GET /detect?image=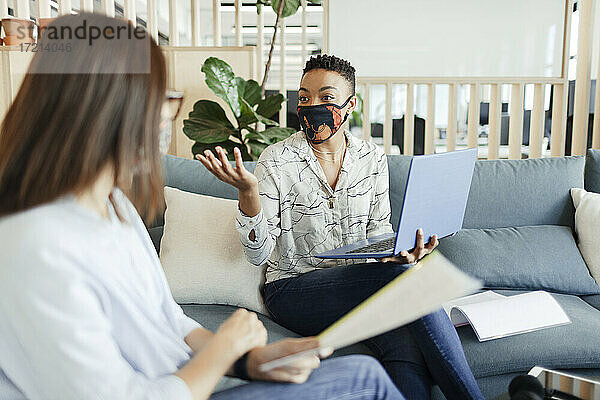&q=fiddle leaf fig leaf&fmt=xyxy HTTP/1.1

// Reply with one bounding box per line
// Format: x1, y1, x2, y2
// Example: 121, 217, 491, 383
238, 98, 278, 128
192, 141, 237, 160
183, 100, 236, 143
241, 79, 262, 107
271, 0, 301, 18
201, 57, 242, 117
256, 93, 285, 120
